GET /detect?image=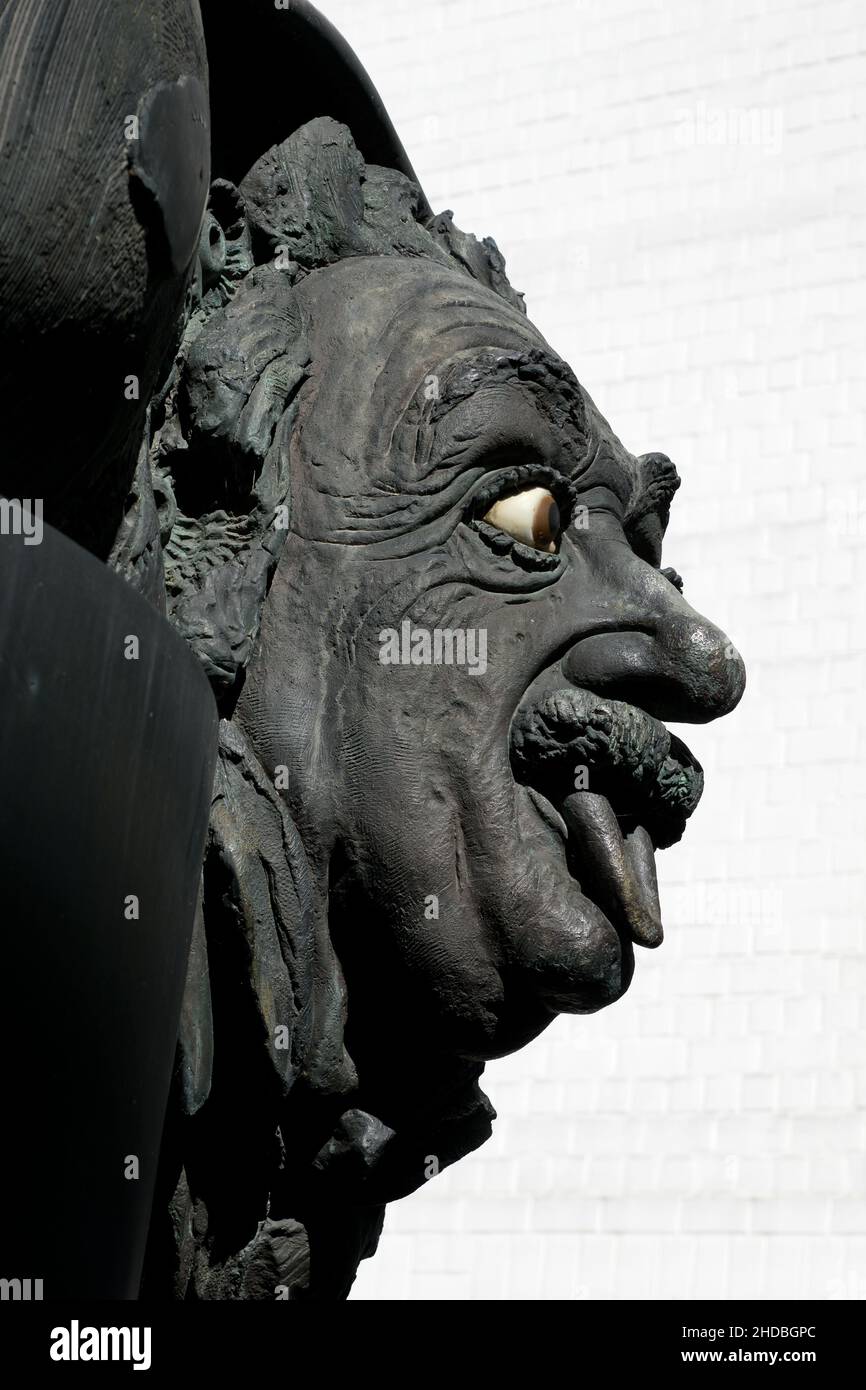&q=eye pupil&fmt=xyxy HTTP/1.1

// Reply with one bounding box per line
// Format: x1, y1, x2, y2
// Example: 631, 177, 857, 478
534, 496, 560, 547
